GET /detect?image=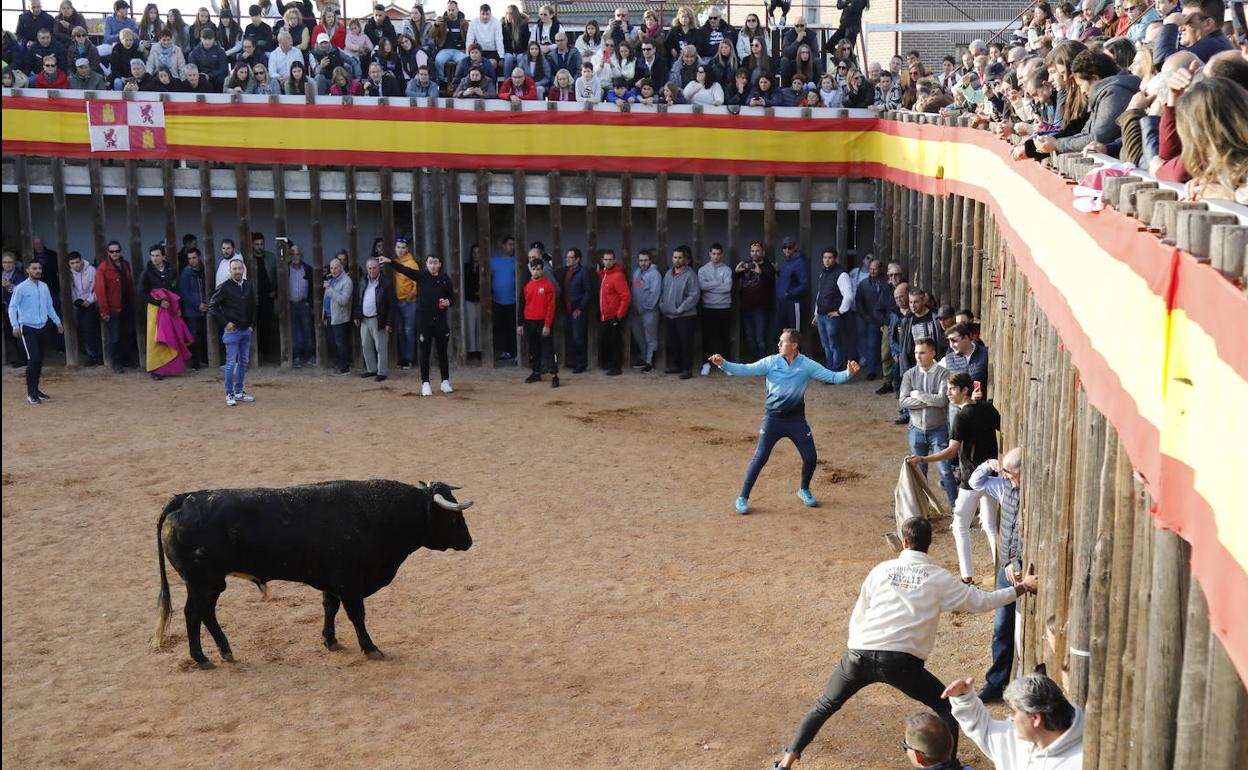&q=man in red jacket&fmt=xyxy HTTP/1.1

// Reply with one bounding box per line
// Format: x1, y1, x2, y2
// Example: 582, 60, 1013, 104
518, 258, 559, 387
94, 240, 136, 373
597, 248, 631, 376
499, 67, 538, 103
33, 55, 69, 88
